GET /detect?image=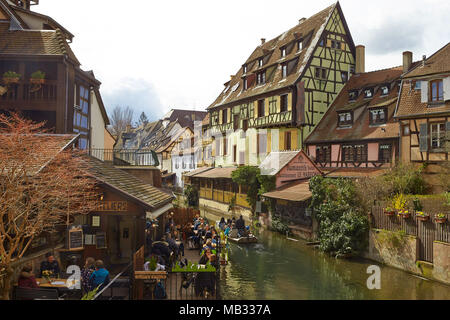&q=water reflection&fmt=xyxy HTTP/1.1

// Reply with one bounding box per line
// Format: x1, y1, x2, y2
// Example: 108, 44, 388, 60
219, 229, 450, 300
